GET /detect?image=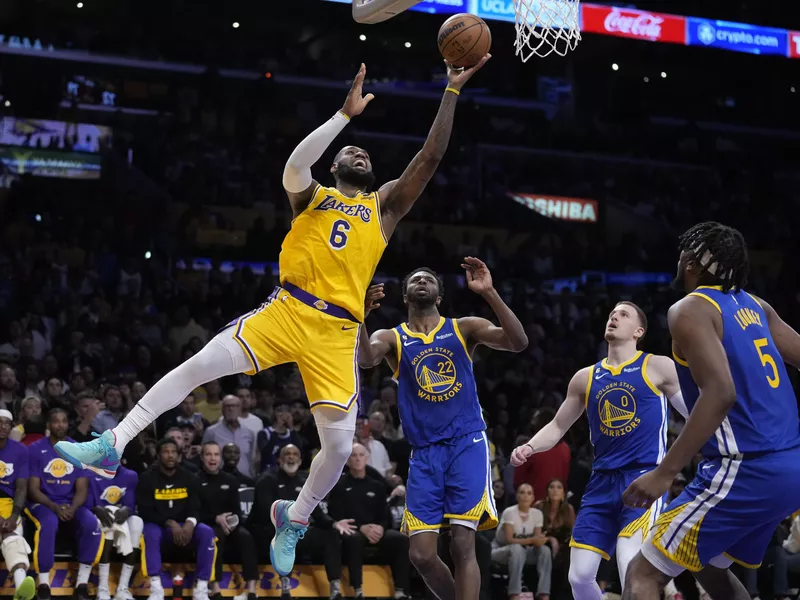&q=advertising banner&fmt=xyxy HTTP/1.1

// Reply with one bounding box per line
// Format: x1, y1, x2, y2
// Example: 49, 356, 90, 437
687, 18, 788, 56
790, 31, 800, 58
581, 5, 687, 44
0, 147, 102, 179
0, 564, 393, 597
0, 118, 112, 153
508, 193, 598, 223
